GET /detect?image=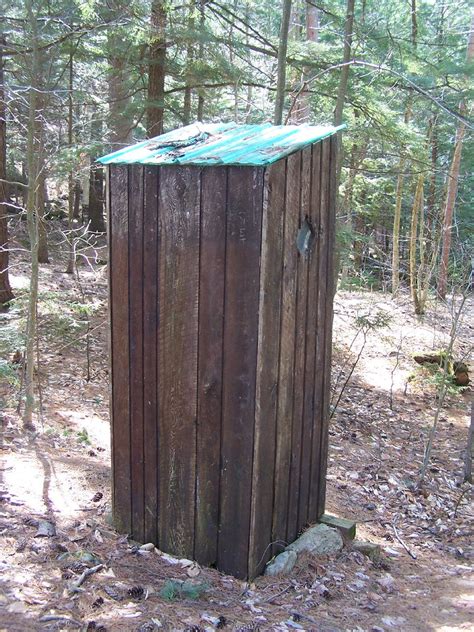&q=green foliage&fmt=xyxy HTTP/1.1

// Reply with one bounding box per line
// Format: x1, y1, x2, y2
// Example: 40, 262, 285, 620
2, 0, 473, 299
36, 291, 100, 348
77, 428, 91, 445
339, 271, 381, 292
354, 310, 393, 332
160, 580, 209, 602
0, 359, 20, 388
